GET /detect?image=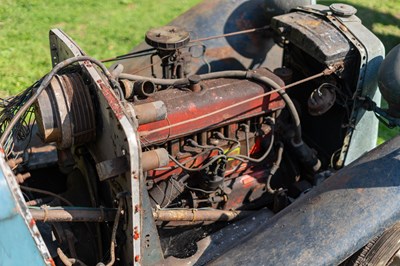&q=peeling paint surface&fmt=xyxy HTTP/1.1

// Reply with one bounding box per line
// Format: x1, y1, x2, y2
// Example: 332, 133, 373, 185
0, 154, 51, 266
